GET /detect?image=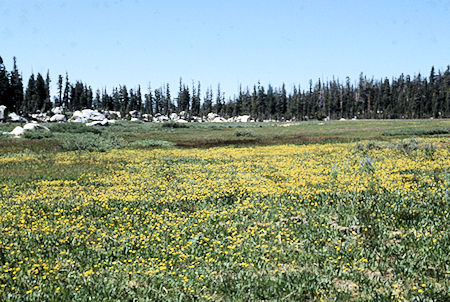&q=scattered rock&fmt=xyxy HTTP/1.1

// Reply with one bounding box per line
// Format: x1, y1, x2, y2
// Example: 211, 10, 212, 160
211, 116, 226, 123
50, 114, 67, 122
153, 114, 170, 122
178, 111, 188, 120
129, 110, 141, 119
105, 111, 121, 120
0, 105, 7, 121
235, 115, 251, 123
207, 112, 219, 121
51, 107, 63, 115
10, 126, 25, 137
8, 112, 28, 122
23, 123, 50, 132
169, 113, 179, 121
86, 119, 109, 127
